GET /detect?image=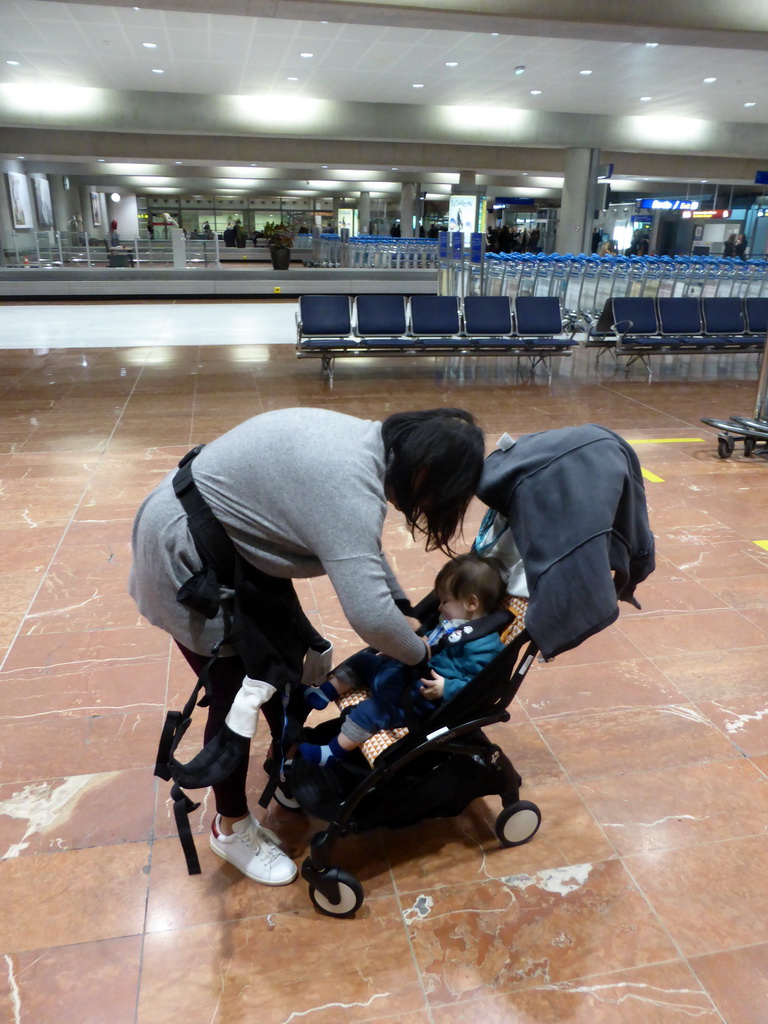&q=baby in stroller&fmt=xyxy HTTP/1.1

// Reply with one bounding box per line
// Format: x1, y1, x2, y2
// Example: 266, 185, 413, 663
297, 553, 508, 766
